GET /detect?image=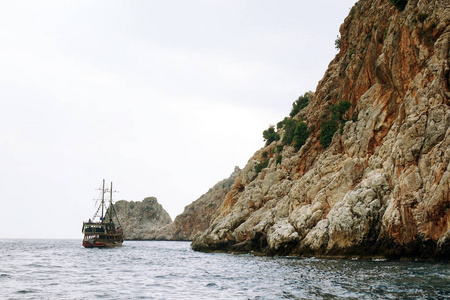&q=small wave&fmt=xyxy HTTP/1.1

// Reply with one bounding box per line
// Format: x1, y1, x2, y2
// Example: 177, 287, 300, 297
16, 289, 37, 294
206, 283, 218, 287
25, 263, 45, 268
372, 258, 387, 262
